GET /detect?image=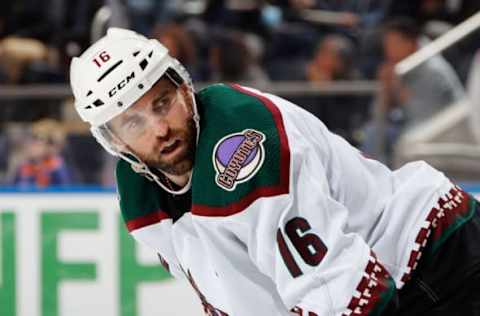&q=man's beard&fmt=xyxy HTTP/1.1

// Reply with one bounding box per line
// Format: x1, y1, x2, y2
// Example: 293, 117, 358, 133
145, 118, 197, 176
